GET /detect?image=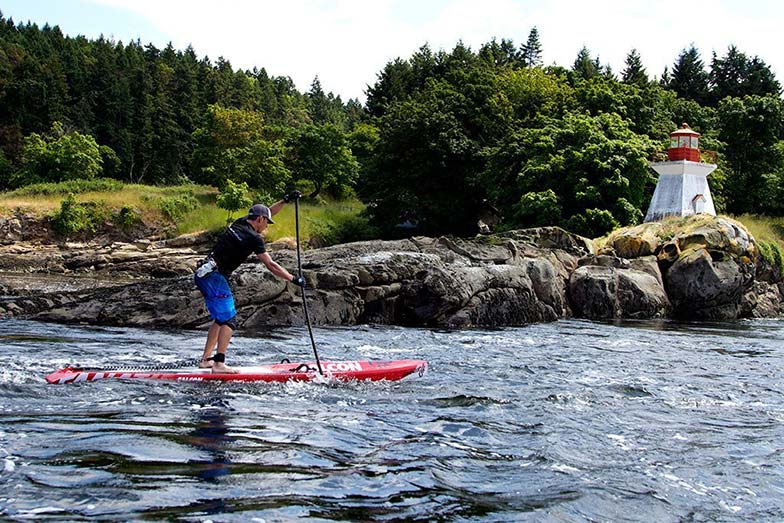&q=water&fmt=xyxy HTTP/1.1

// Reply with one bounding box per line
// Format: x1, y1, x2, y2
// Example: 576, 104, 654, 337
1, 318, 783, 522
